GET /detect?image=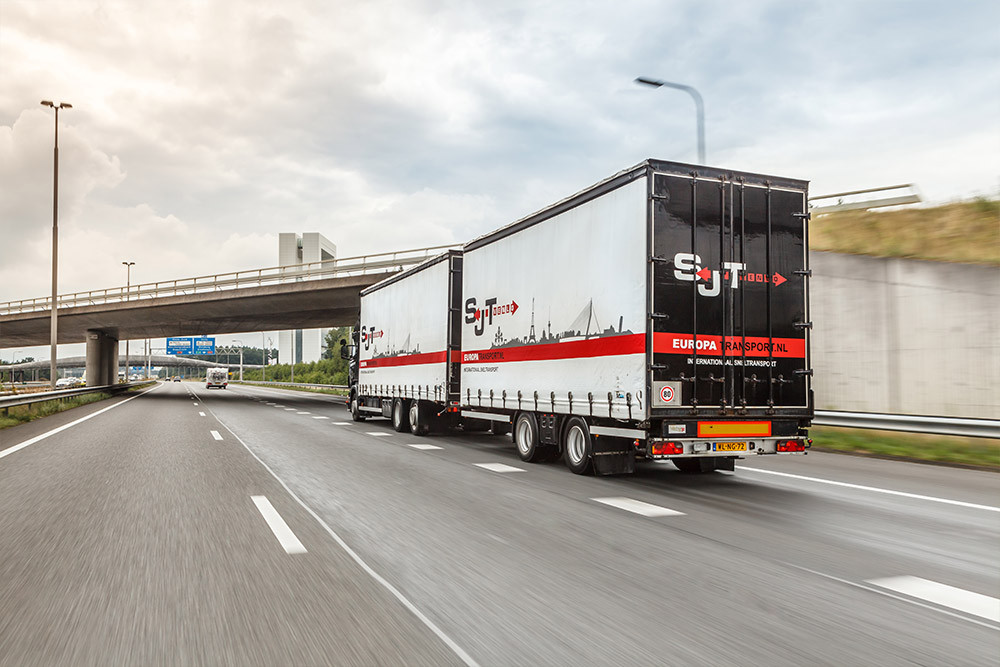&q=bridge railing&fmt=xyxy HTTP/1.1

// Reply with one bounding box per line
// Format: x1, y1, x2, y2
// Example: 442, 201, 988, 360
0, 244, 459, 315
